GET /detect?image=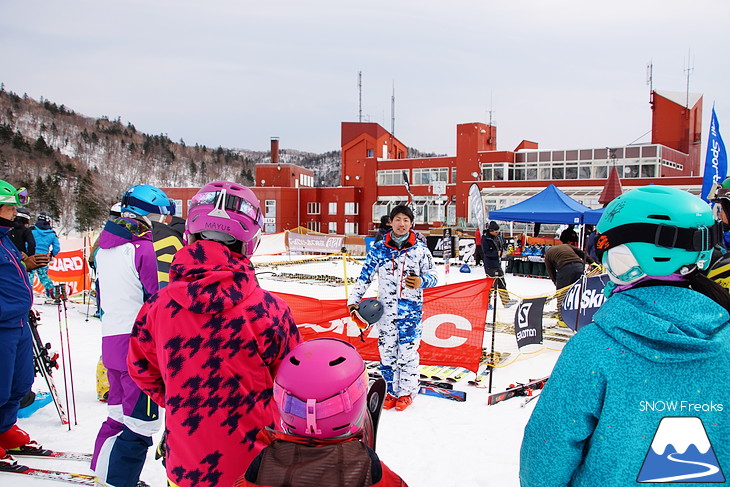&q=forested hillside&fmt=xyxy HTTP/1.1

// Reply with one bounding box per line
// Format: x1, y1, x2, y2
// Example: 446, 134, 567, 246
0, 85, 341, 233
